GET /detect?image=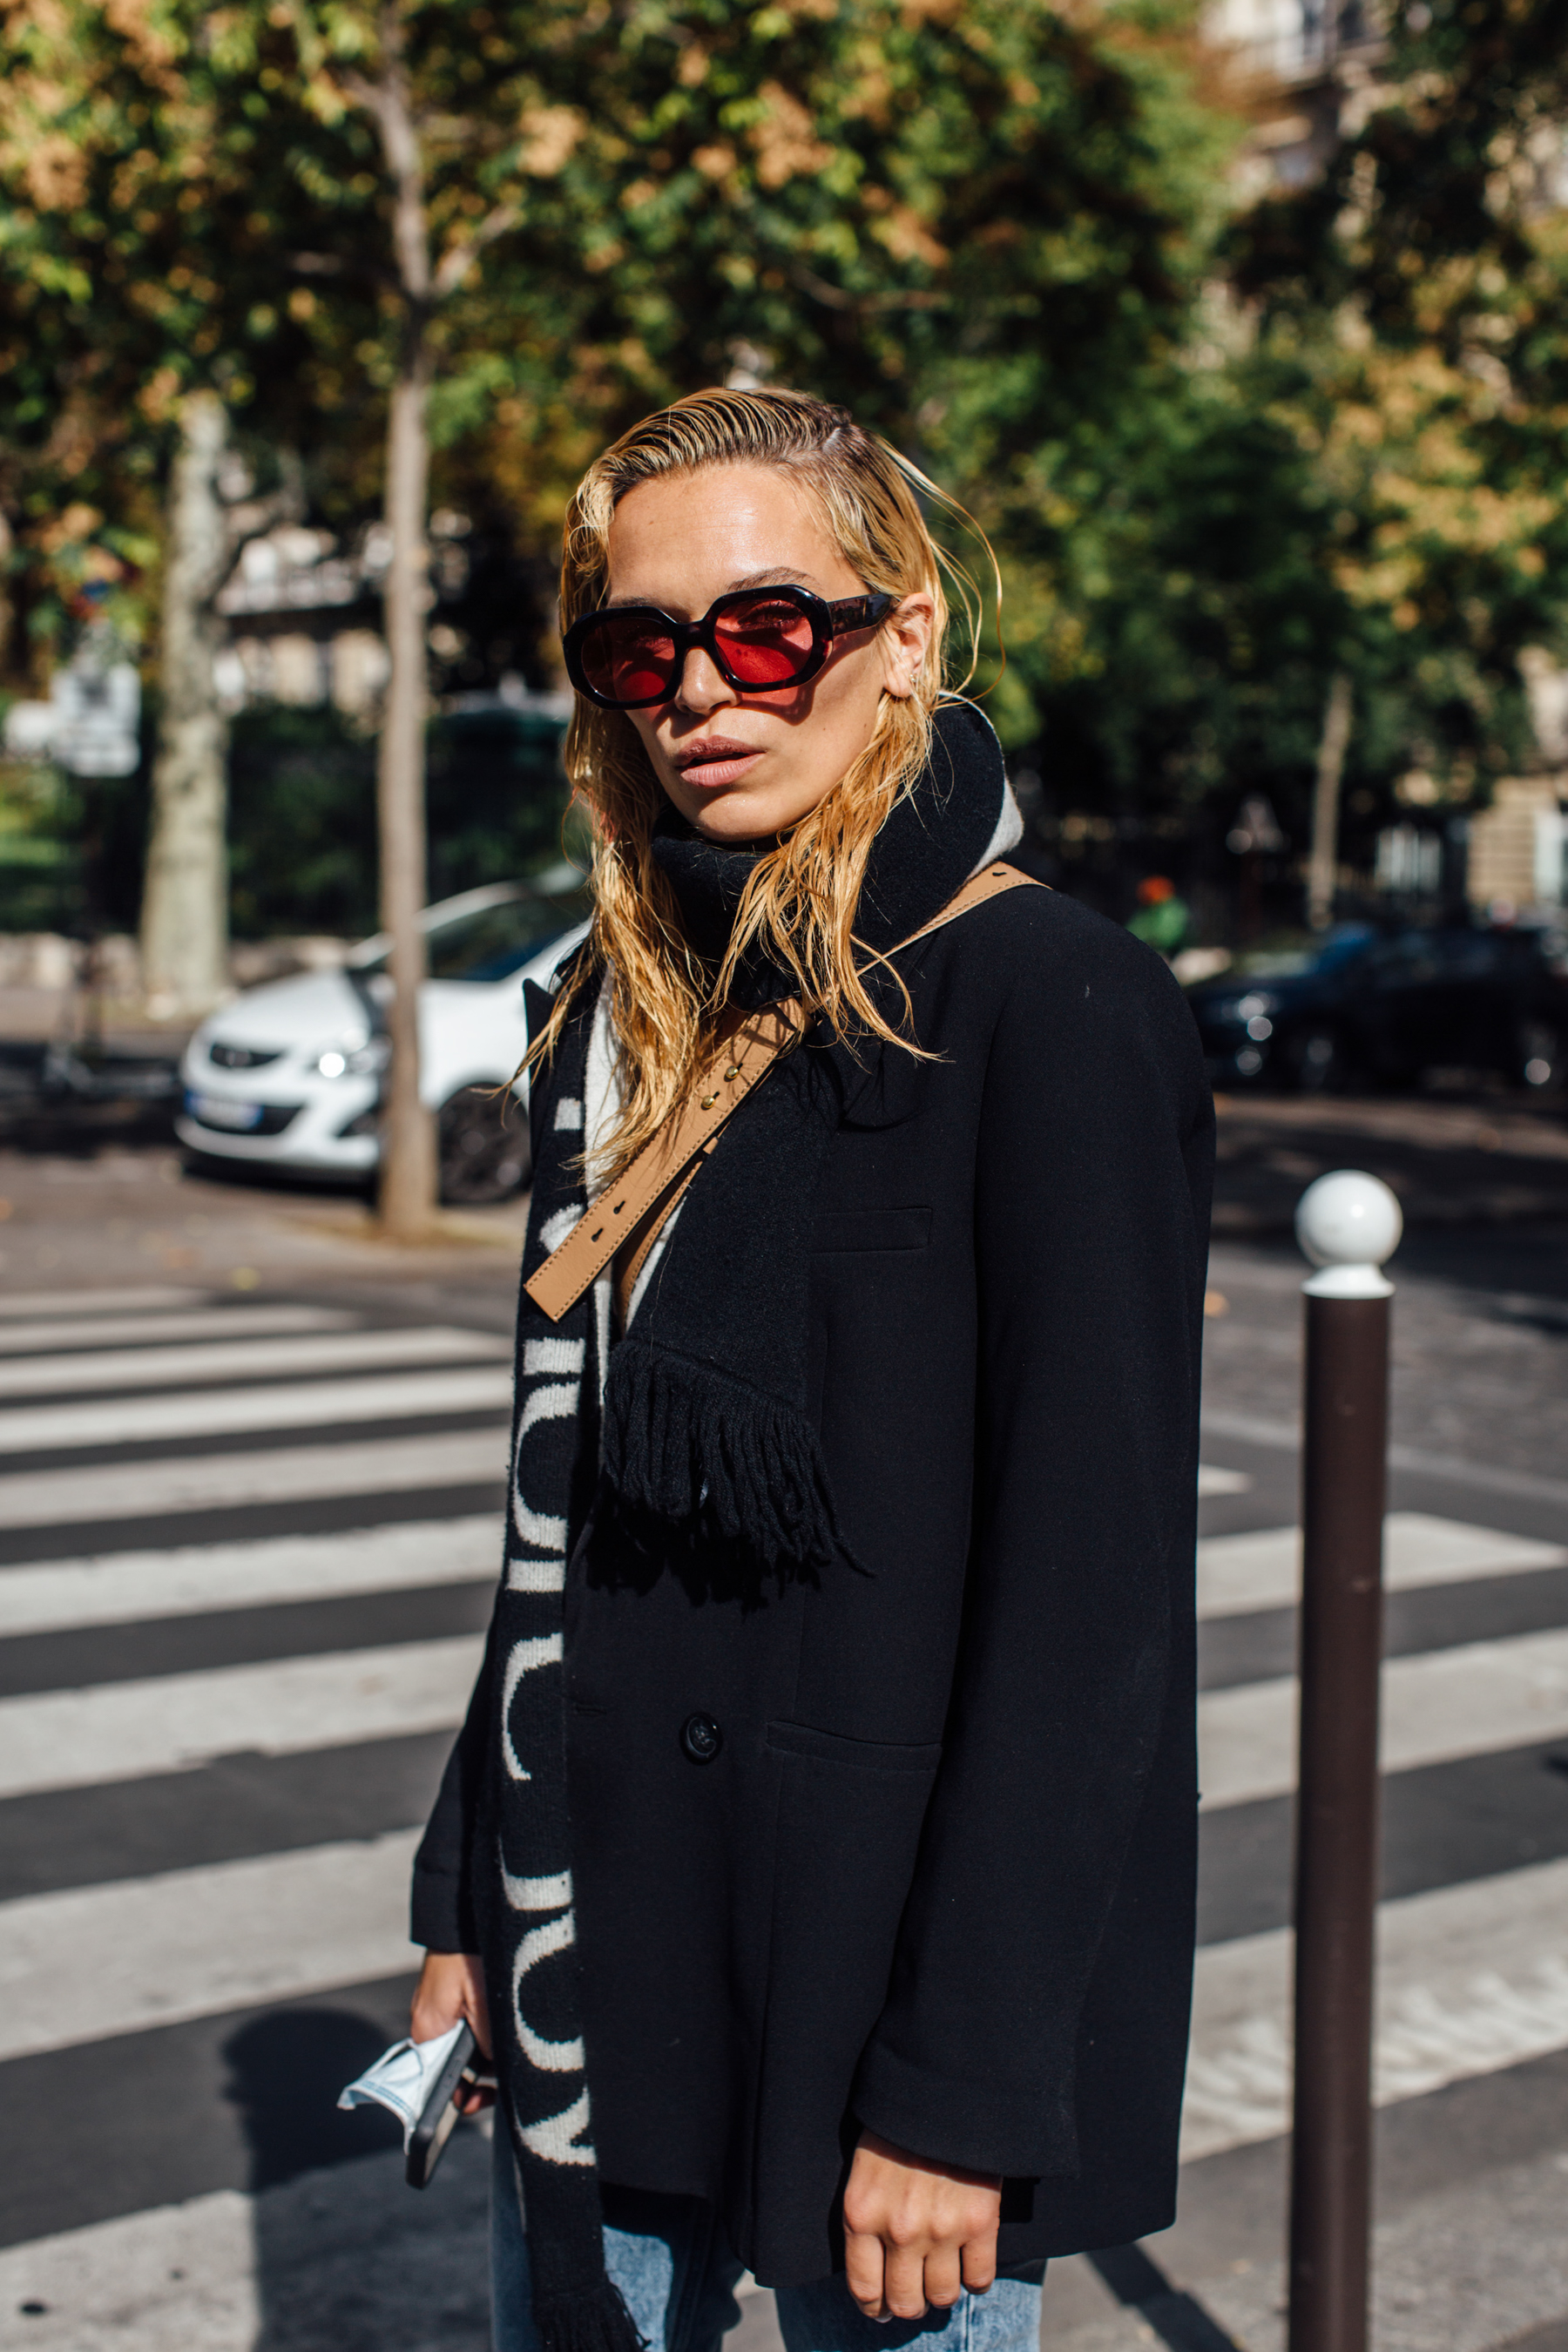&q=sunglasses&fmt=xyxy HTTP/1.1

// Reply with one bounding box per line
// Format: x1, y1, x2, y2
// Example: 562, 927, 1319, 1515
563, 585, 898, 711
